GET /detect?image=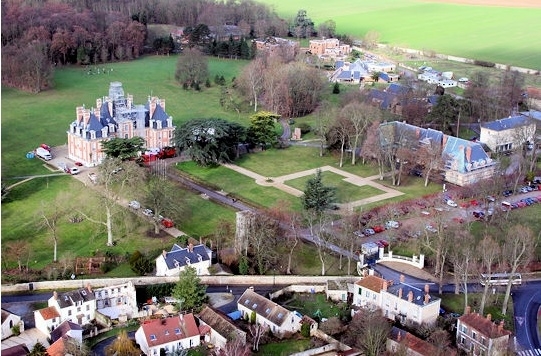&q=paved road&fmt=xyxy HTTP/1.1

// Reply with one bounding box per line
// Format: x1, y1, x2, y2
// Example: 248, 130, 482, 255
512, 281, 541, 355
